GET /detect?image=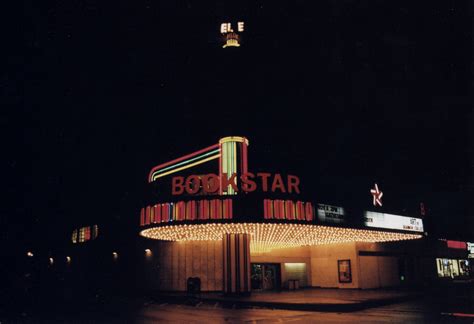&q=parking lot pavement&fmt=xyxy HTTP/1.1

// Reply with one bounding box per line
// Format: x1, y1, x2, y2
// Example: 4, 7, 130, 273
134, 300, 473, 323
